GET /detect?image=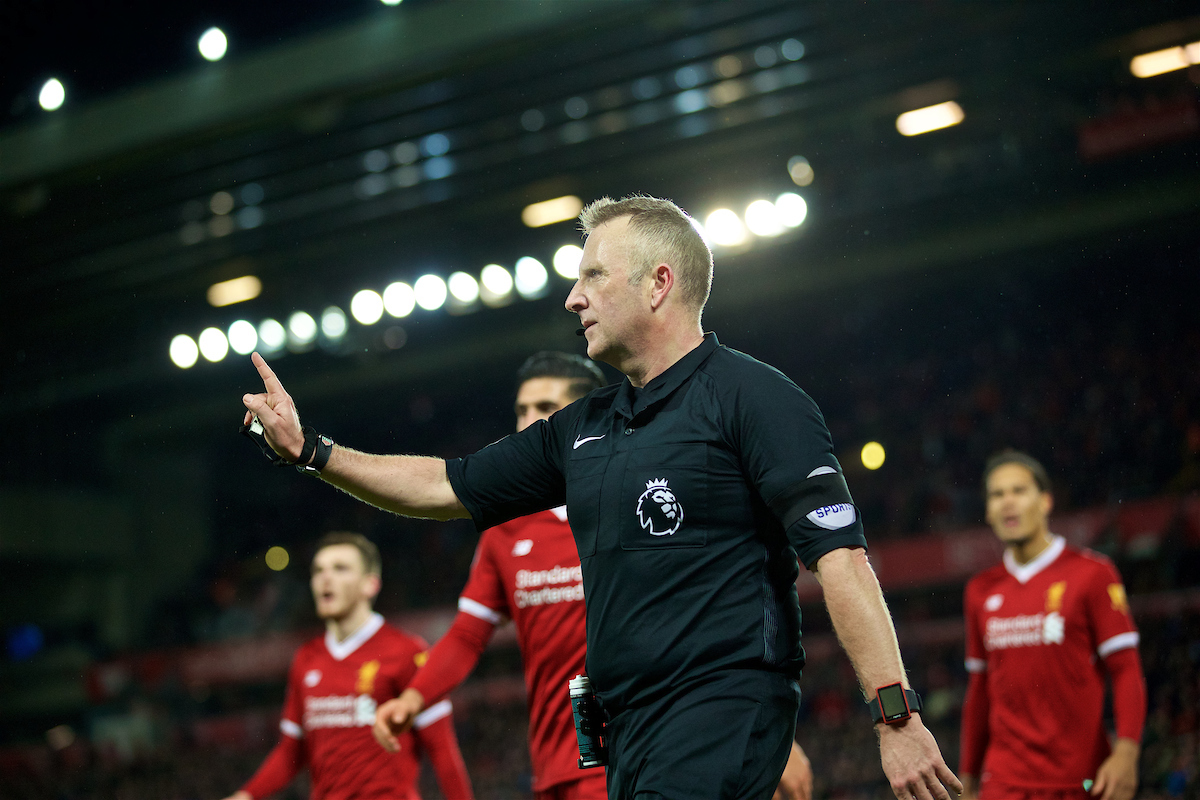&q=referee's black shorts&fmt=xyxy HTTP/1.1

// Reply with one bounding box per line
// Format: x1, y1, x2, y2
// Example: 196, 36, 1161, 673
604, 668, 800, 800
